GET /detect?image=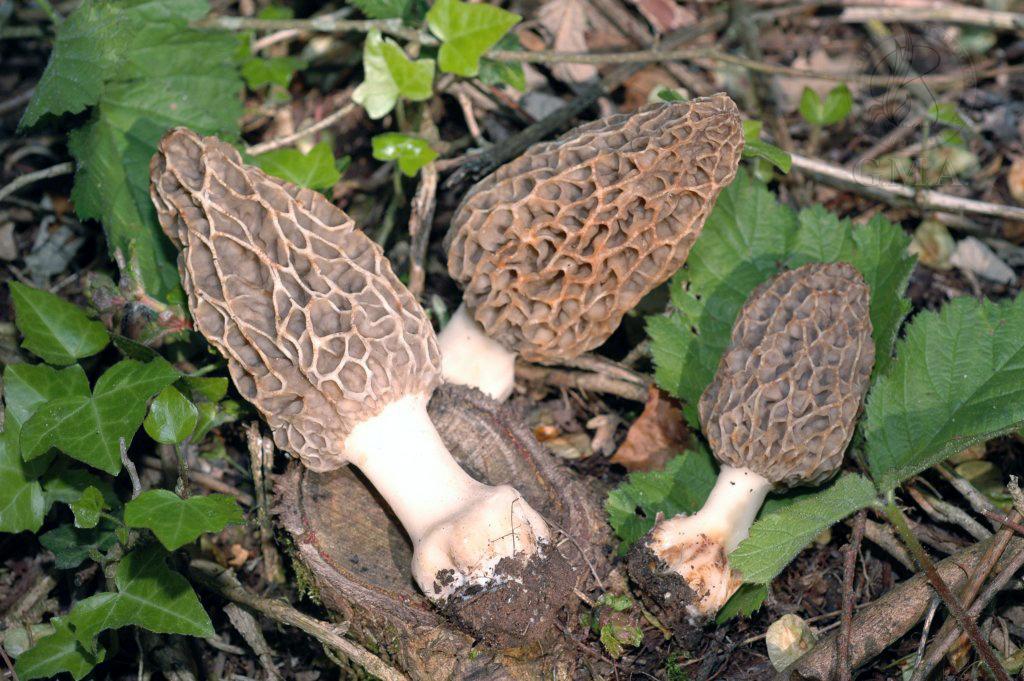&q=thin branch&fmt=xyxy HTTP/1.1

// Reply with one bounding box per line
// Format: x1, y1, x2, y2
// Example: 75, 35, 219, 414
407, 163, 438, 299
189, 560, 409, 681
885, 501, 1011, 681
246, 101, 358, 155
516, 362, 648, 402
839, 4, 1024, 31
0, 162, 74, 203
838, 510, 867, 681
120, 438, 142, 500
